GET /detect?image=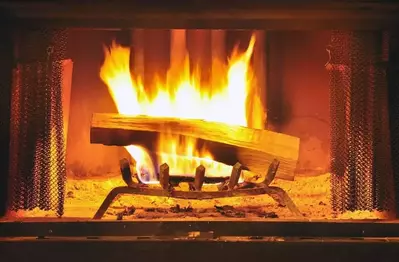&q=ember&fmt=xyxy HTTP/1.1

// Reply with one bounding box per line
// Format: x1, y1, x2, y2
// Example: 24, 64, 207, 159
116, 206, 136, 220
215, 205, 246, 218
170, 204, 193, 213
